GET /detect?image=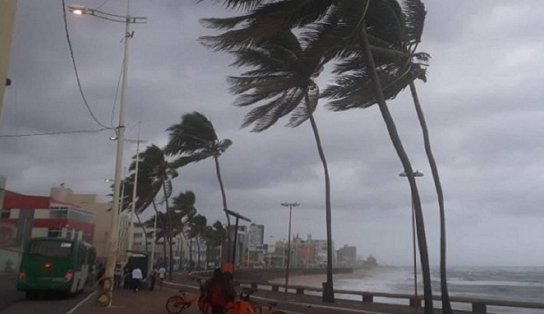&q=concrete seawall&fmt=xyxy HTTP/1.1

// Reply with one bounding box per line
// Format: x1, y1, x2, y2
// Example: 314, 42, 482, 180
220, 267, 355, 282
